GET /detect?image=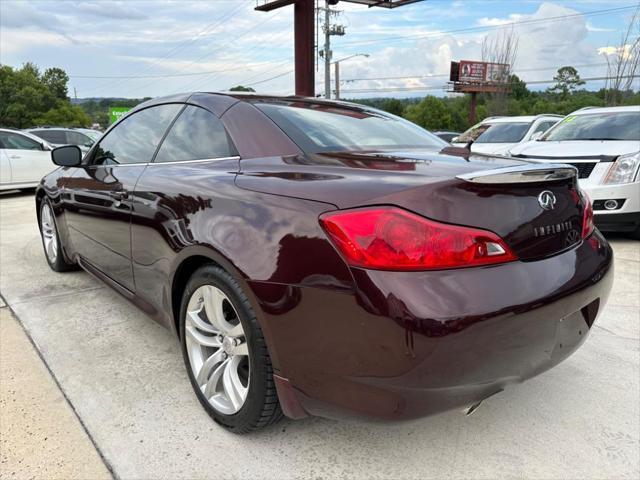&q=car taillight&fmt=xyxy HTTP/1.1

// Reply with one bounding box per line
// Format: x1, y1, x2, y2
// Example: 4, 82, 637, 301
581, 191, 594, 238
319, 207, 517, 271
